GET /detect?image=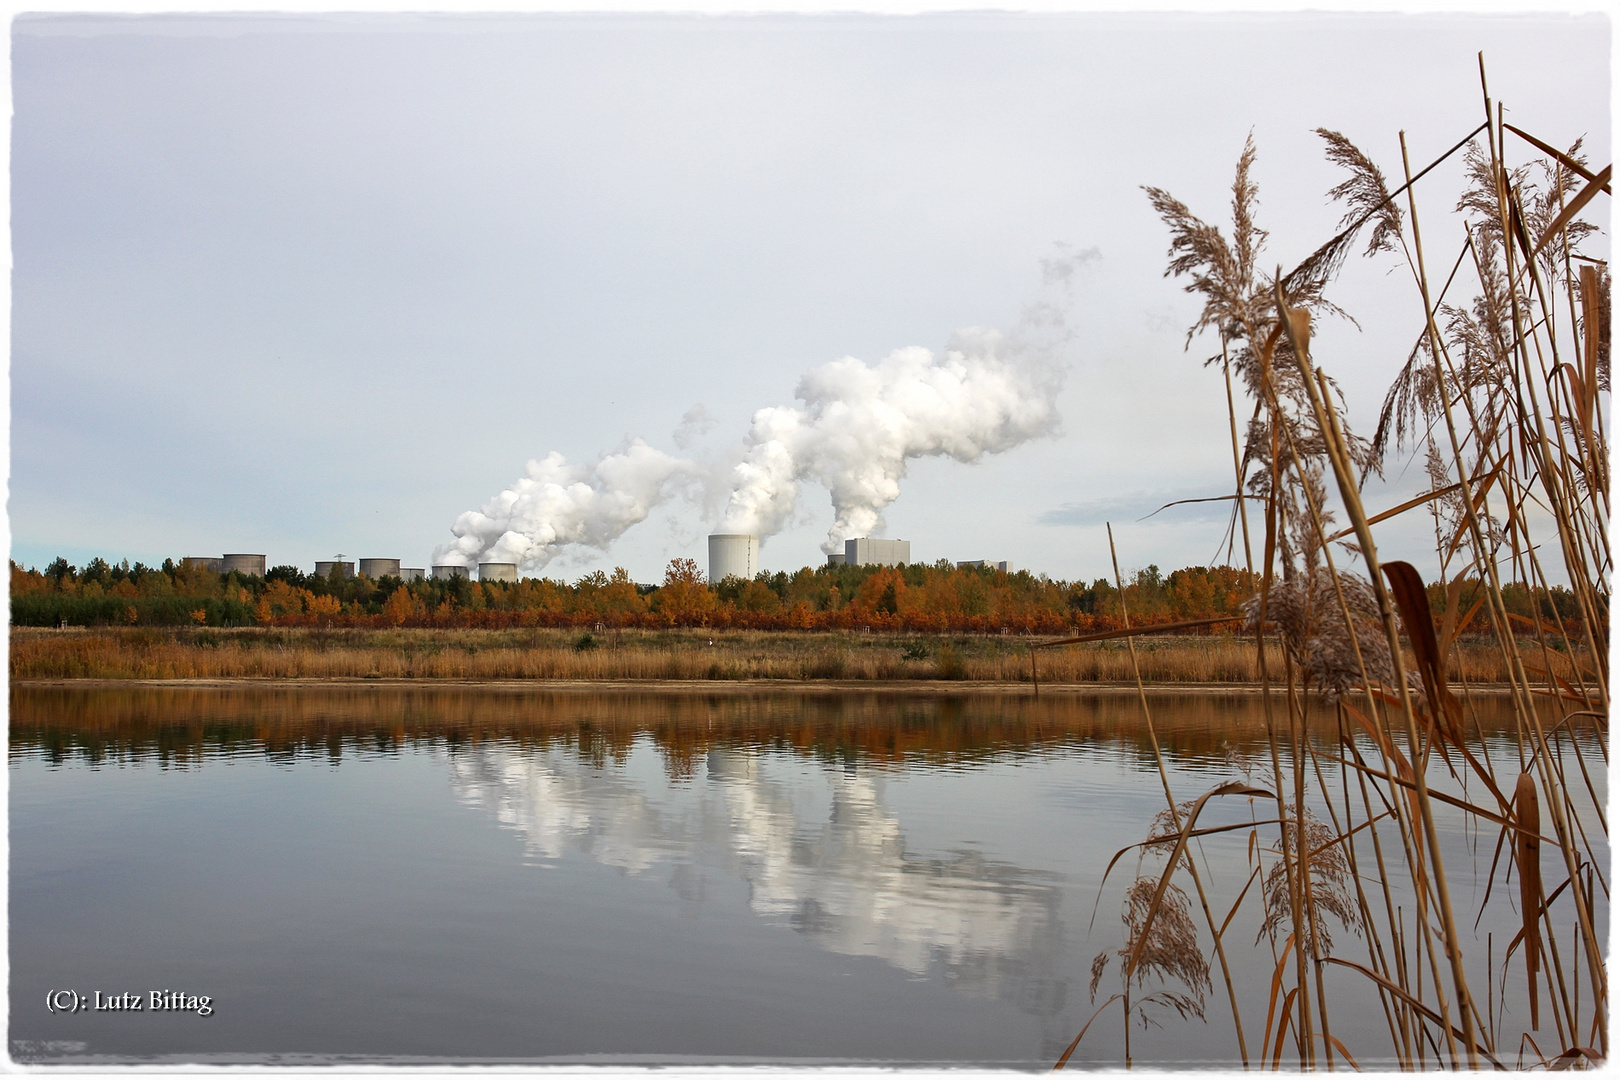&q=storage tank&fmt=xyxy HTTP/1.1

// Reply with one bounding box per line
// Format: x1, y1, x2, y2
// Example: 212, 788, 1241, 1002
478, 562, 519, 583
182, 557, 224, 573
708, 533, 759, 583
432, 564, 470, 581
358, 558, 401, 579
399, 568, 426, 582
315, 560, 355, 580
844, 537, 910, 567
220, 554, 266, 577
